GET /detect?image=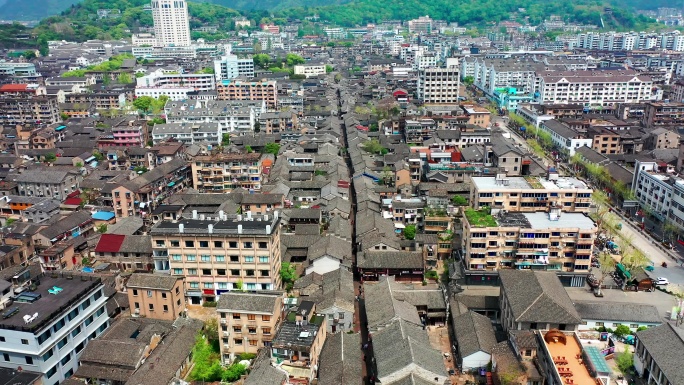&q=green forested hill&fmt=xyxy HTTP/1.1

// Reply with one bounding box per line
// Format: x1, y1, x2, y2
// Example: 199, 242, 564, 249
0, 0, 79, 20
